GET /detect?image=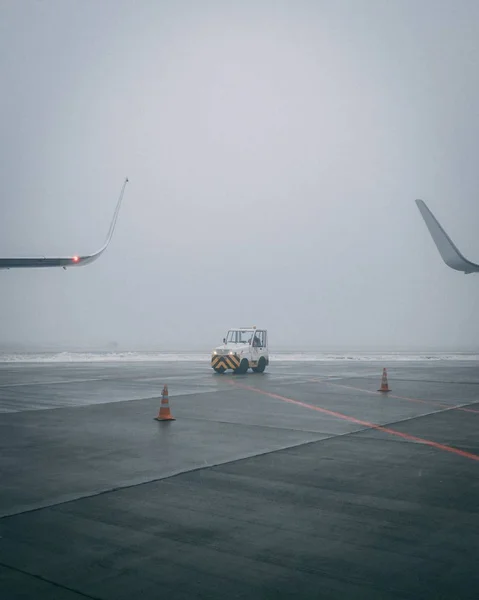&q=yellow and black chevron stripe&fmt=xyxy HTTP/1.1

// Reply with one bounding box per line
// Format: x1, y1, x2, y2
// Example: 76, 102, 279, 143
211, 354, 241, 371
